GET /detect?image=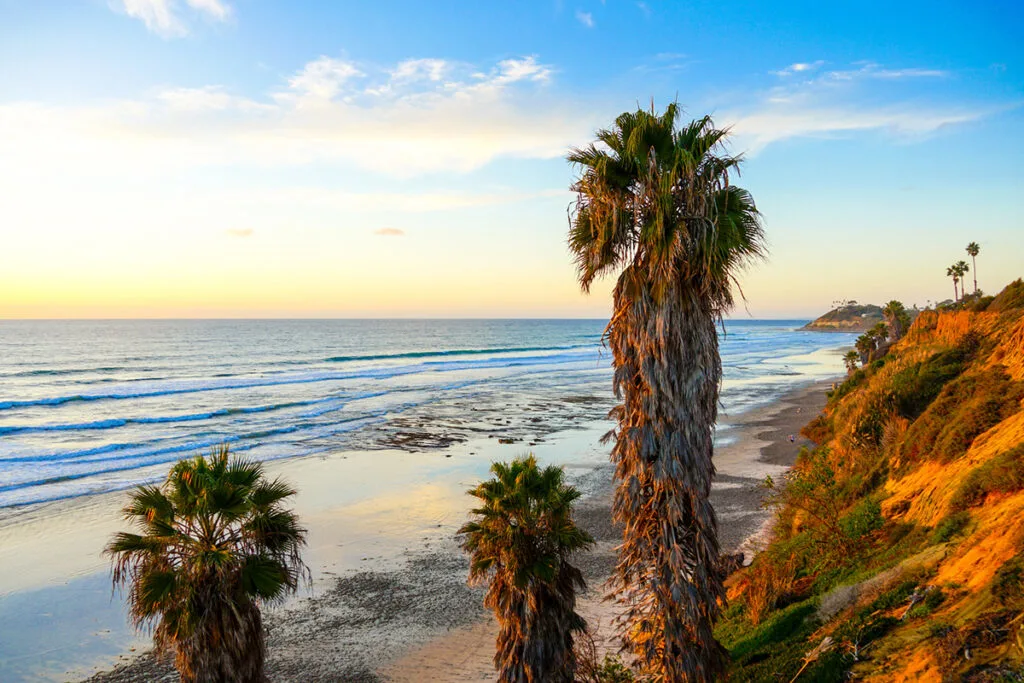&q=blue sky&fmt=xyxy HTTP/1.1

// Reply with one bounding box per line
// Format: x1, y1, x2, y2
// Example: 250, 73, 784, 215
1, 0, 1021, 317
